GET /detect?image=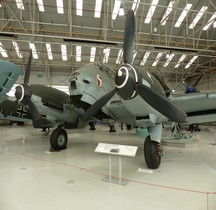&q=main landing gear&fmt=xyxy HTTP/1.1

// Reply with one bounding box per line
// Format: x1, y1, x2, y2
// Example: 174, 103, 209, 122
50, 127, 68, 150
143, 124, 163, 169
144, 136, 163, 169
